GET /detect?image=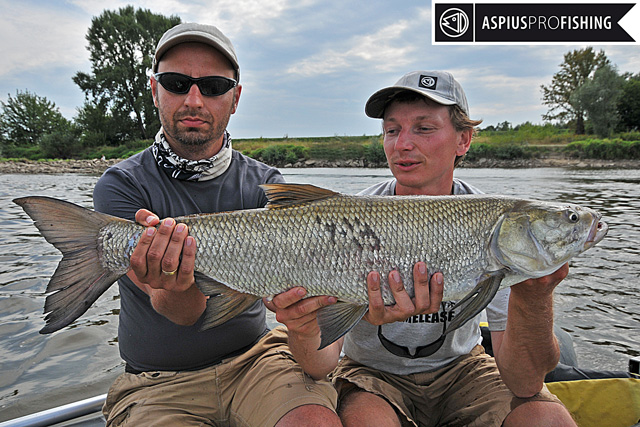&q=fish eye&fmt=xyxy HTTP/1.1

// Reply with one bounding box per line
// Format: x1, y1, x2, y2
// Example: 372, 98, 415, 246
566, 210, 580, 223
